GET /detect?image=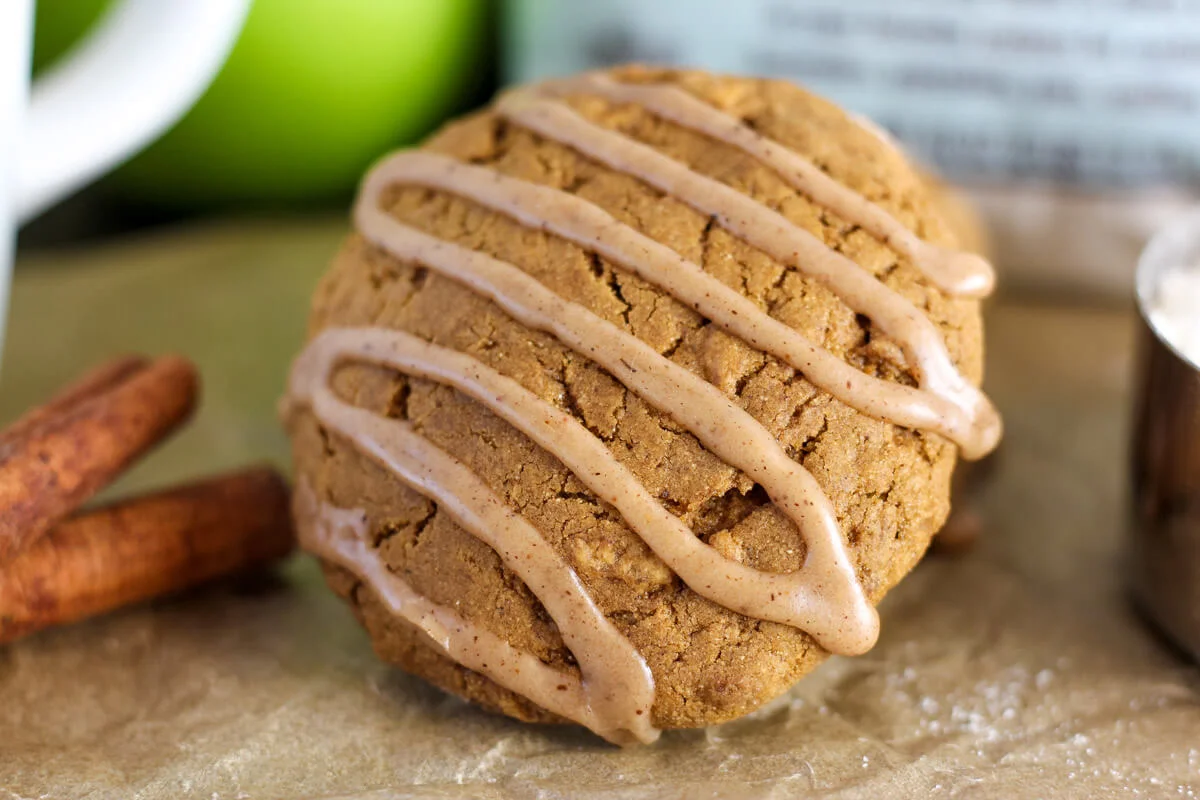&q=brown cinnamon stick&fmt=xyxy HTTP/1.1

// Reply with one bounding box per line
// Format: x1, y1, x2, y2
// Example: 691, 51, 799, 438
0, 466, 295, 645
0, 356, 149, 448
0, 355, 198, 564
